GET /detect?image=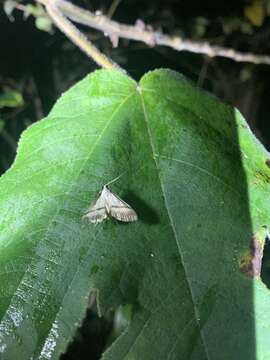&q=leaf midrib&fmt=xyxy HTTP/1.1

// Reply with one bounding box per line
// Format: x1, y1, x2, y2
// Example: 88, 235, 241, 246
138, 87, 210, 360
